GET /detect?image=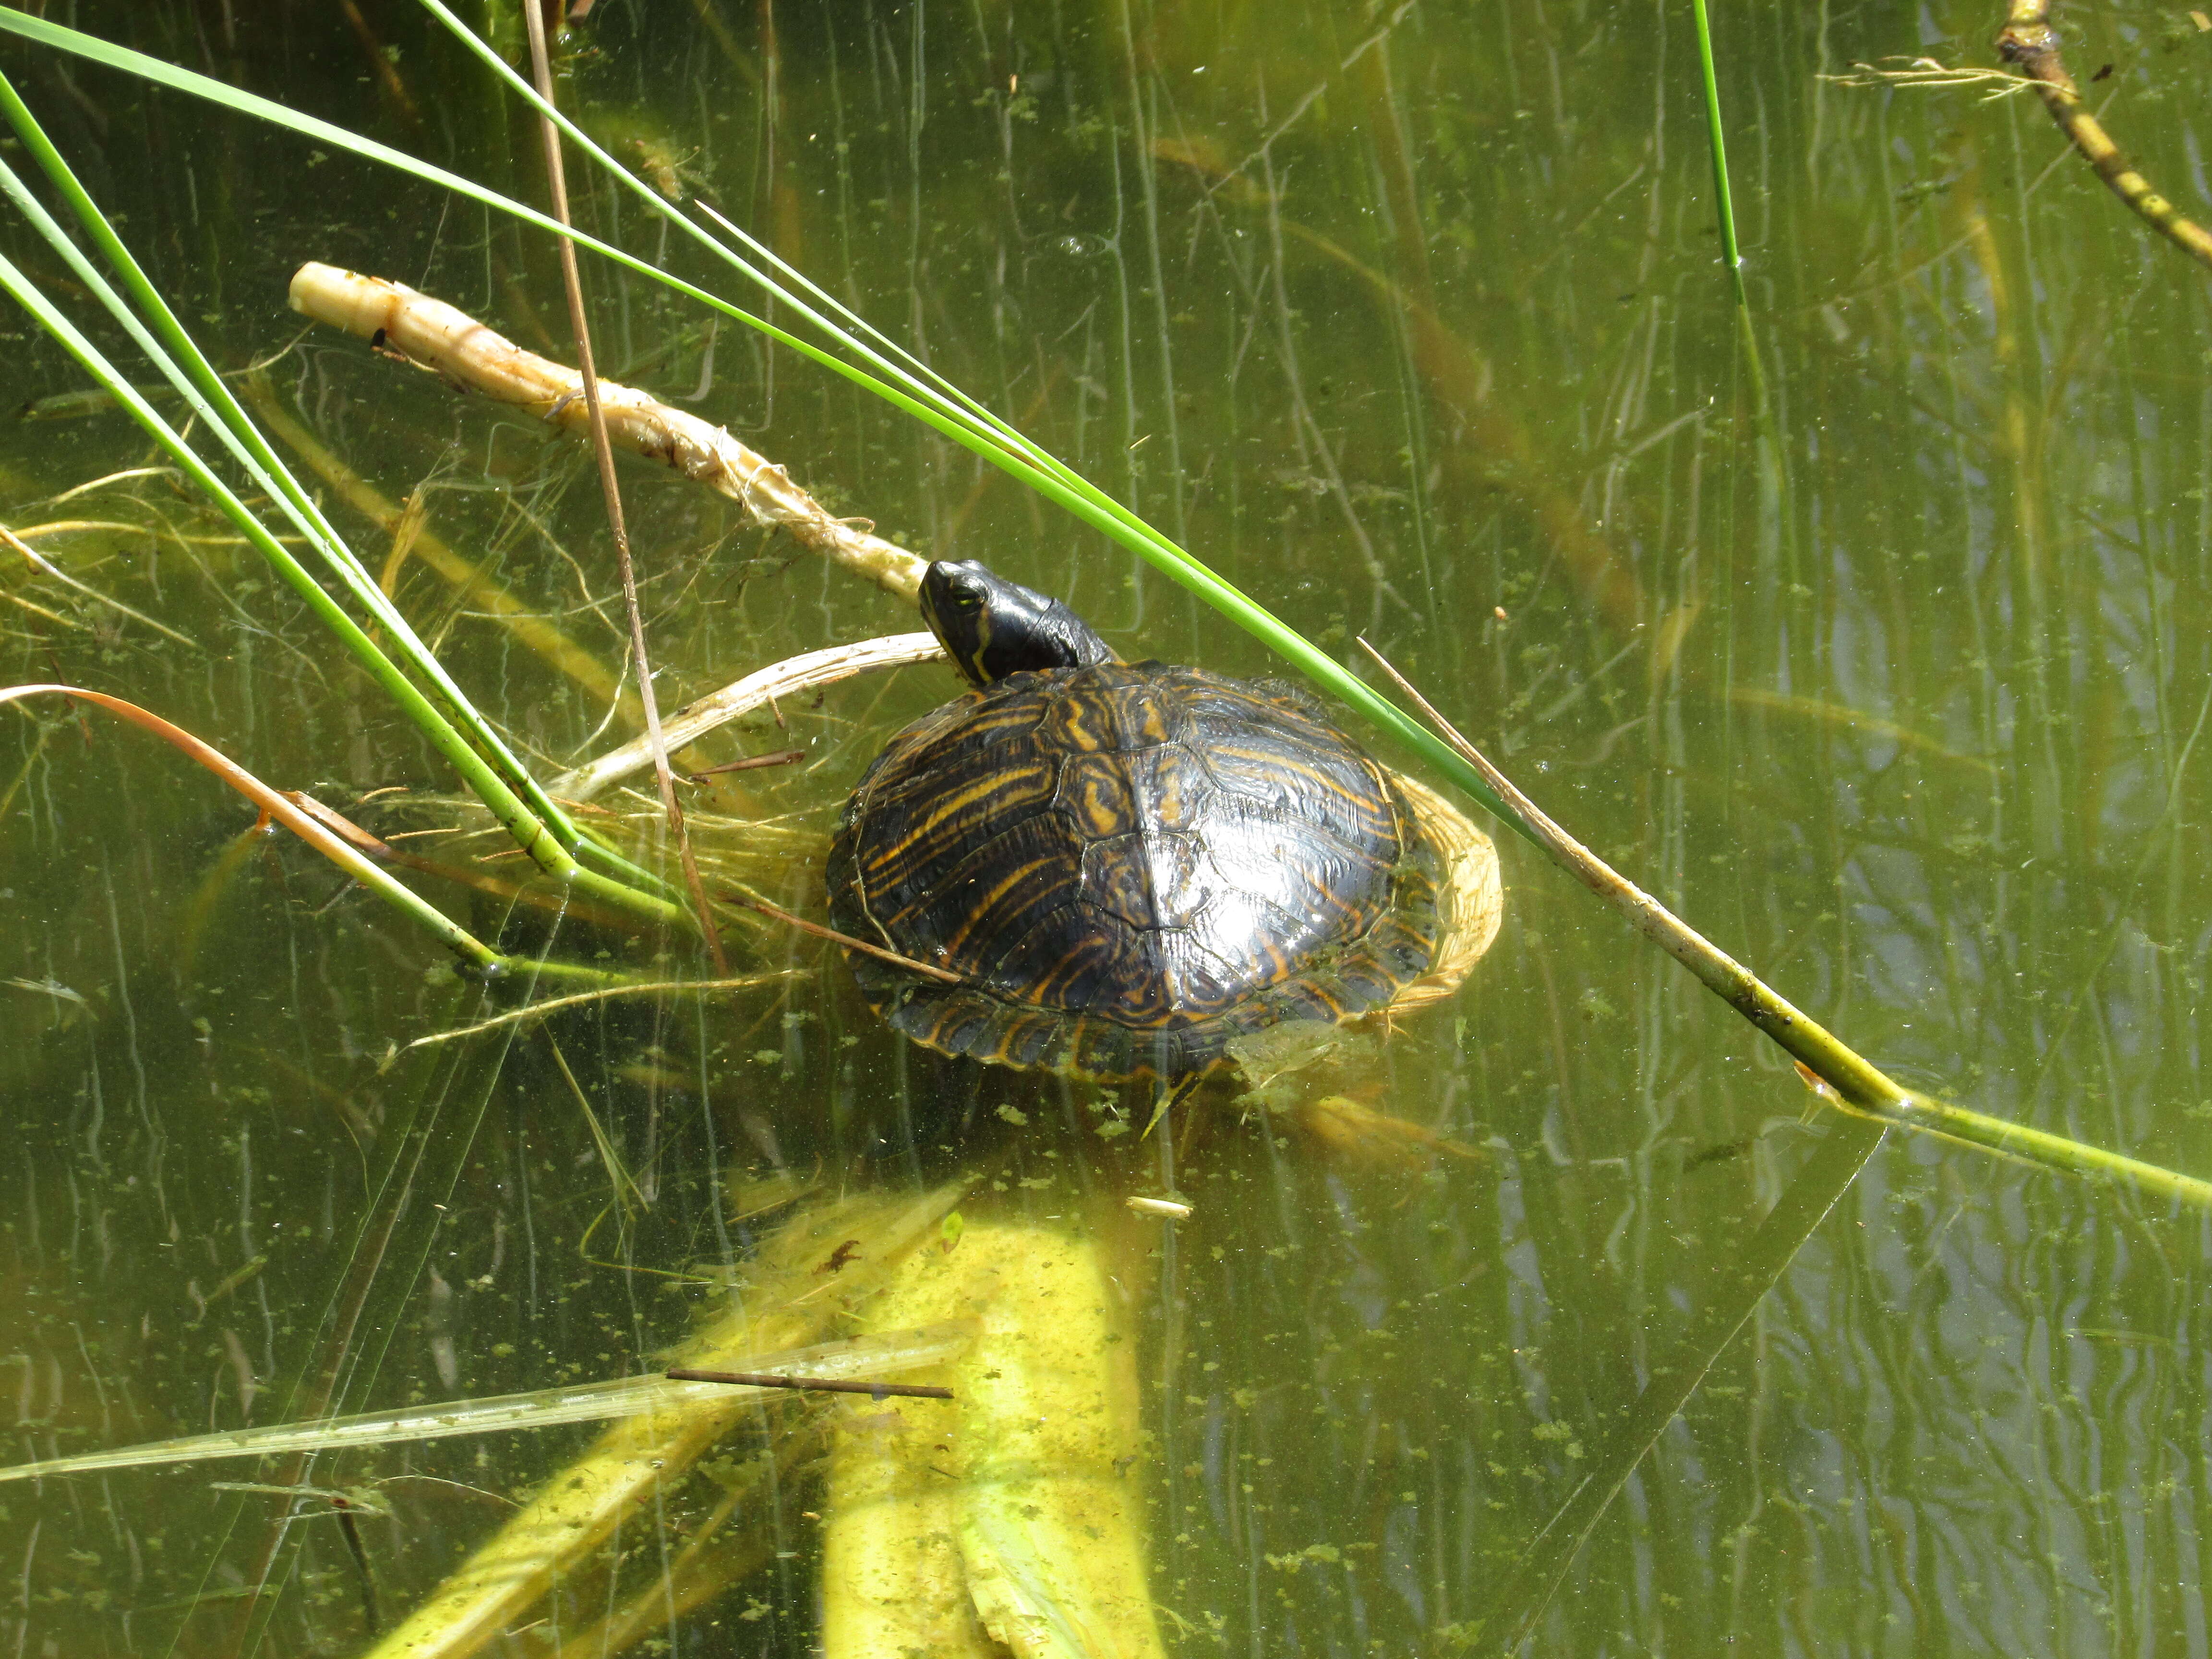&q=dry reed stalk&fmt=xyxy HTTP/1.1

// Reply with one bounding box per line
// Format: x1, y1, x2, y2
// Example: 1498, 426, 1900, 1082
286, 262, 930, 601
1996, 2, 2212, 270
